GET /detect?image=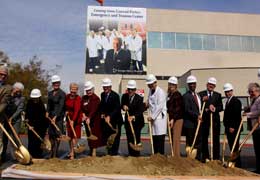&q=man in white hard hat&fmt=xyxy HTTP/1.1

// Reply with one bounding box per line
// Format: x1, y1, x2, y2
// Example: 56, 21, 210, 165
183, 75, 202, 160
199, 77, 223, 162
0, 65, 12, 162
121, 80, 144, 156
146, 74, 167, 154
223, 83, 242, 167
2, 82, 25, 162
100, 78, 123, 155
46, 75, 66, 158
